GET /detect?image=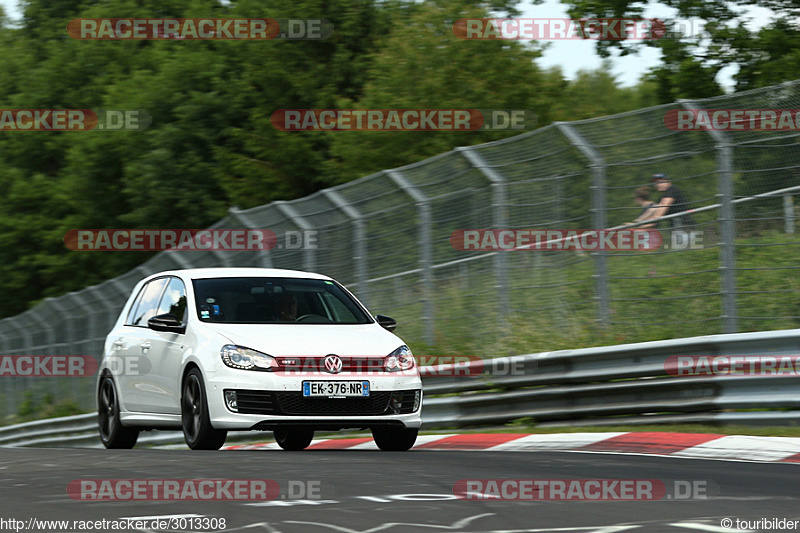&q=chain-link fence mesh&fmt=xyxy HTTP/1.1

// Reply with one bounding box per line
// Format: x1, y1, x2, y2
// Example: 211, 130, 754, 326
2, 81, 800, 419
